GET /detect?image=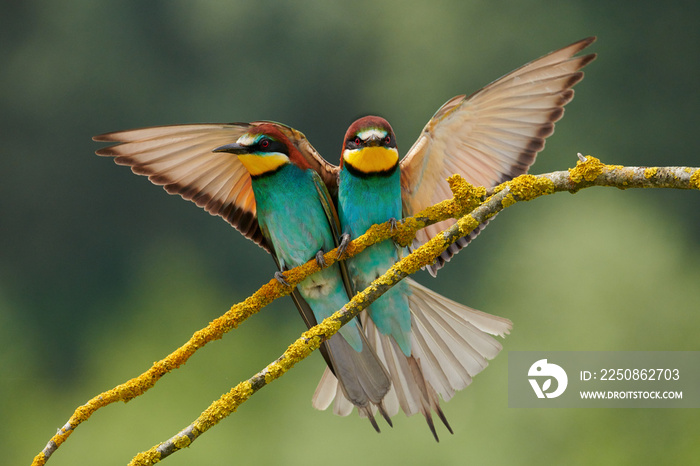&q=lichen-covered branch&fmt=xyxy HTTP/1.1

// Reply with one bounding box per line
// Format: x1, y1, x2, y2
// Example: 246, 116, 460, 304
124, 156, 700, 465
32, 156, 700, 466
